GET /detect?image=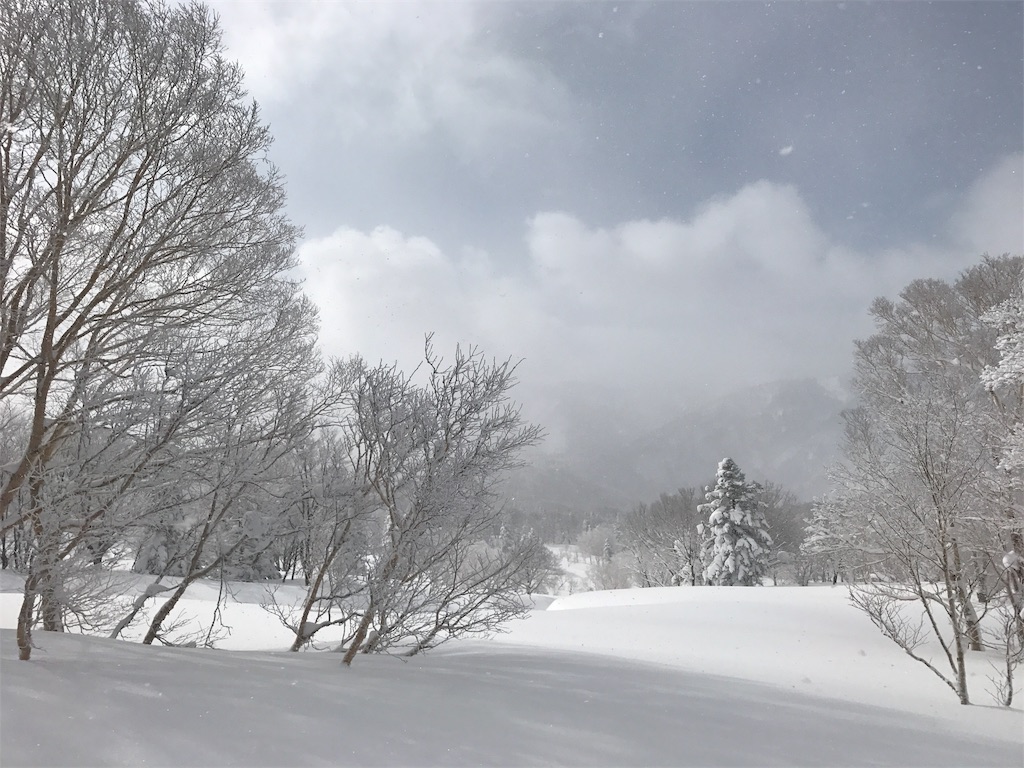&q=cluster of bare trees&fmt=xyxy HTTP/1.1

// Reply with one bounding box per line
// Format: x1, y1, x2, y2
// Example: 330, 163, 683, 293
620, 488, 704, 587
1, 0, 546, 663
804, 255, 1024, 705
264, 343, 552, 663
